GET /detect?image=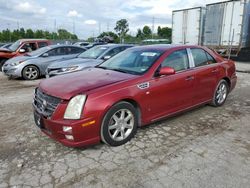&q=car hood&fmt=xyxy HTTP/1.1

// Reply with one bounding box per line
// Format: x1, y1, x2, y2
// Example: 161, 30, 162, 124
48, 57, 100, 68
4, 55, 33, 64
39, 67, 138, 100
0, 48, 12, 53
